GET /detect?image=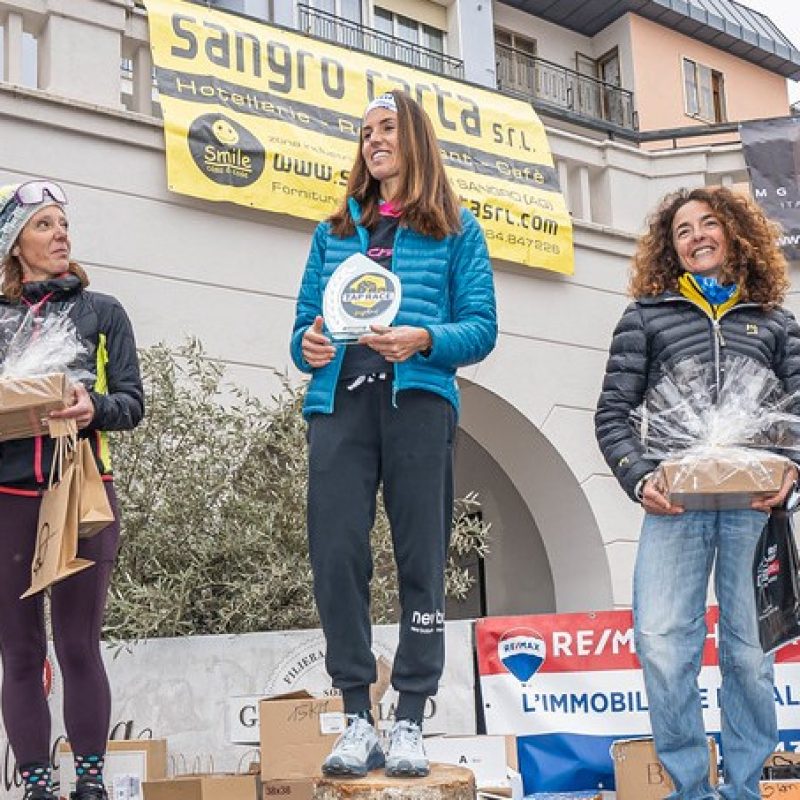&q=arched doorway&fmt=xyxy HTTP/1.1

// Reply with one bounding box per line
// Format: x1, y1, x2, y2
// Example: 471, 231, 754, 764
454, 379, 614, 614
